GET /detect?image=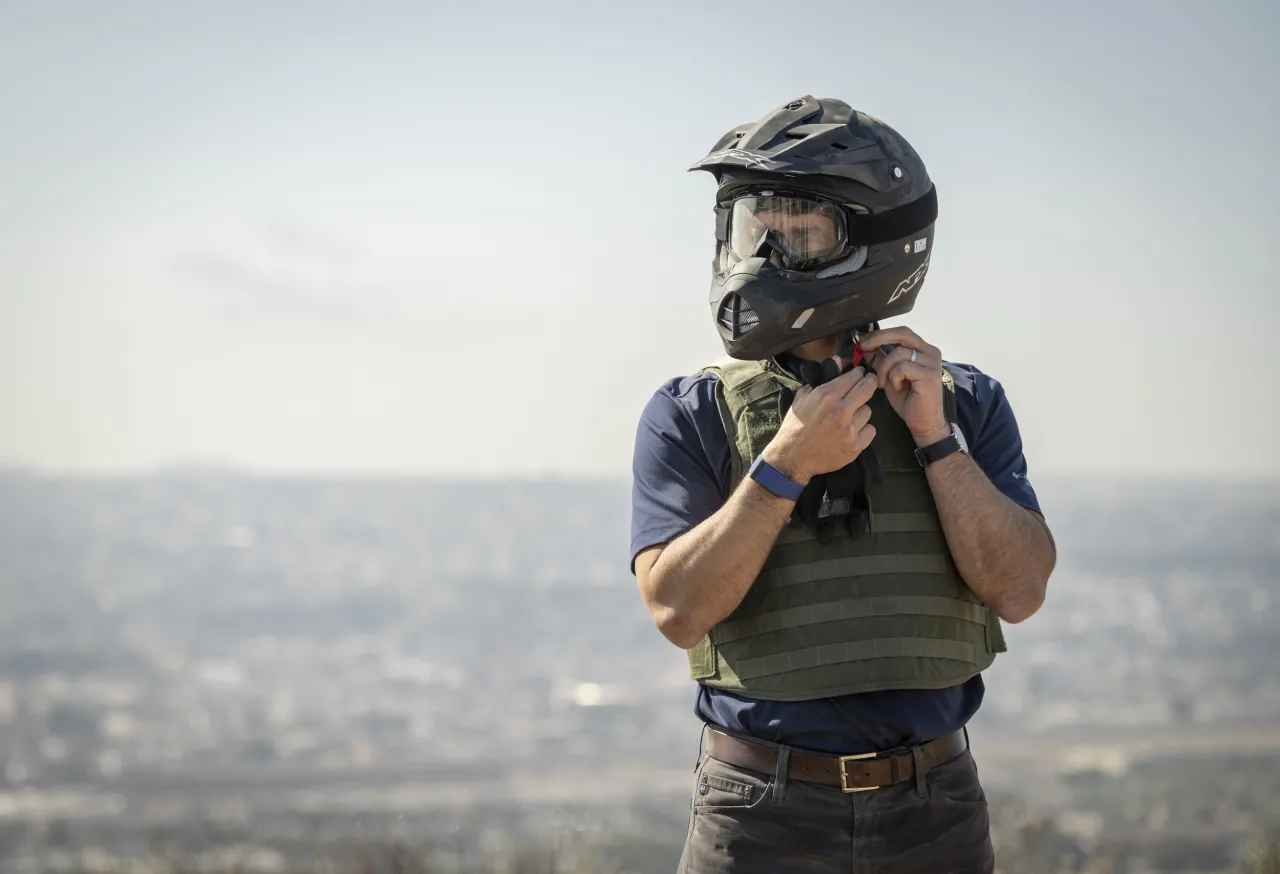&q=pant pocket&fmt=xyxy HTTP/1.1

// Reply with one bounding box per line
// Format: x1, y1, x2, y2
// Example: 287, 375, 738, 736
928, 749, 988, 808
693, 755, 775, 812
